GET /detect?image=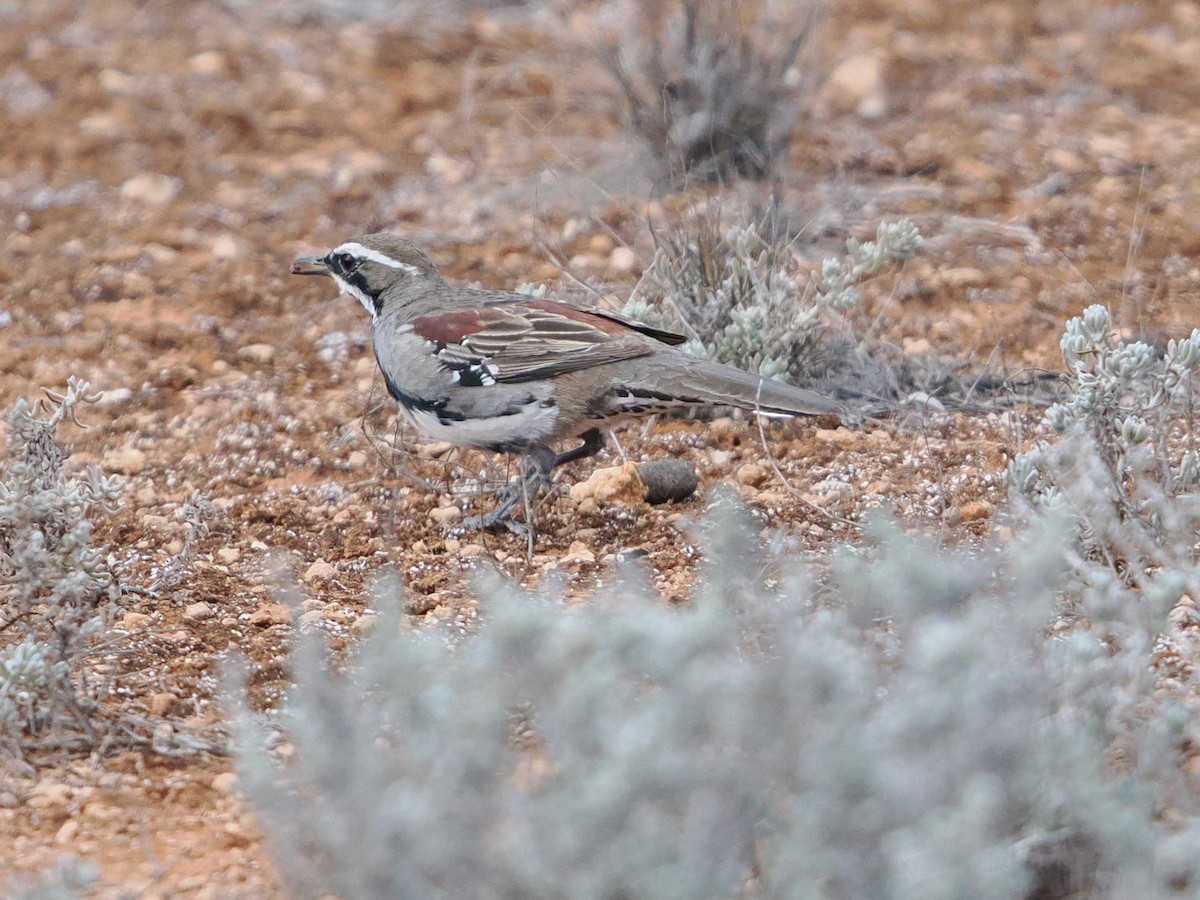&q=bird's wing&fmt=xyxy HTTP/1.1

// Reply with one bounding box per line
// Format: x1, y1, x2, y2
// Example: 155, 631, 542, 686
410, 300, 661, 385
581, 307, 688, 346
468, 290, 689, 346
